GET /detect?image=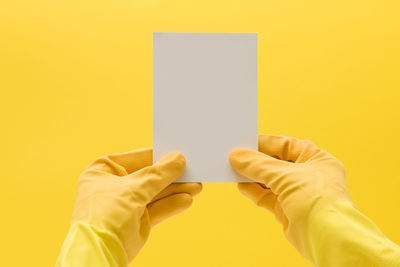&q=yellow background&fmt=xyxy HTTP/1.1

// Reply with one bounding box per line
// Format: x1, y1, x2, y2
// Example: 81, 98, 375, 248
1, 0, 400, 266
